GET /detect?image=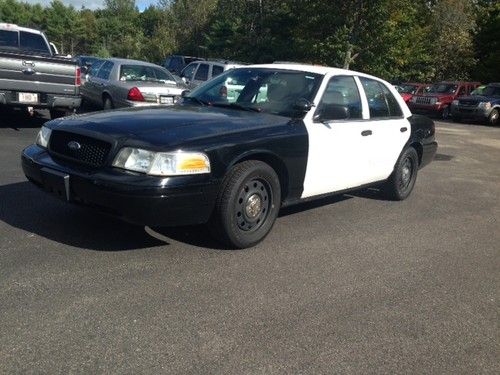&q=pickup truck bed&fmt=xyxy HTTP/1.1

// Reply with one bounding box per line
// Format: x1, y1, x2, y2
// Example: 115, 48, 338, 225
0, 24, 81, 118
